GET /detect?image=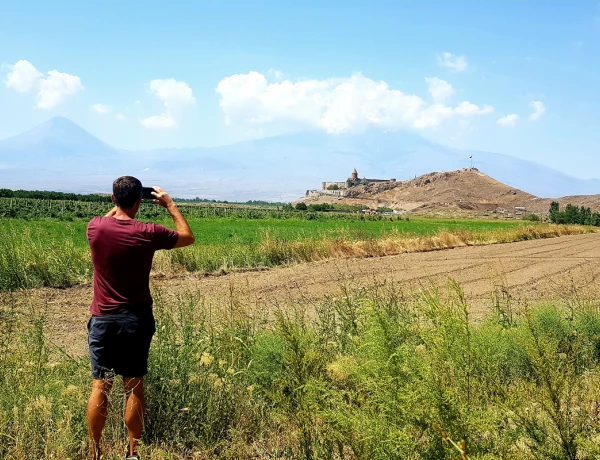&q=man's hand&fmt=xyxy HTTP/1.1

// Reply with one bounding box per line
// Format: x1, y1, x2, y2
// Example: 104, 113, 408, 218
149, 186, 195, 248
150, 186, 174, 208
